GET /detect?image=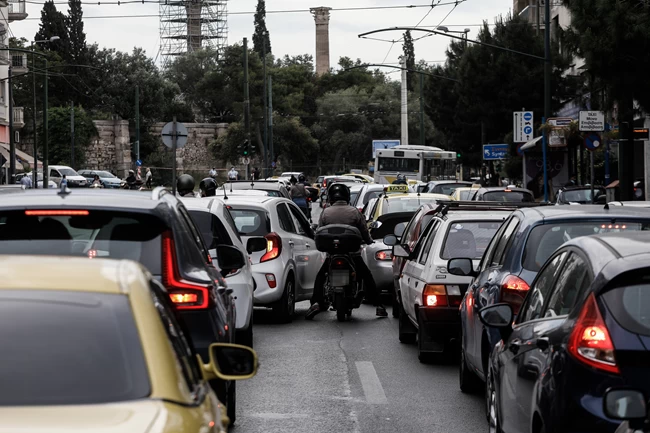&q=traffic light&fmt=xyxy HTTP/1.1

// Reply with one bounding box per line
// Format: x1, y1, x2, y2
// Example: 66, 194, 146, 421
241, 139, 249, 157
456, 153, 461, 158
